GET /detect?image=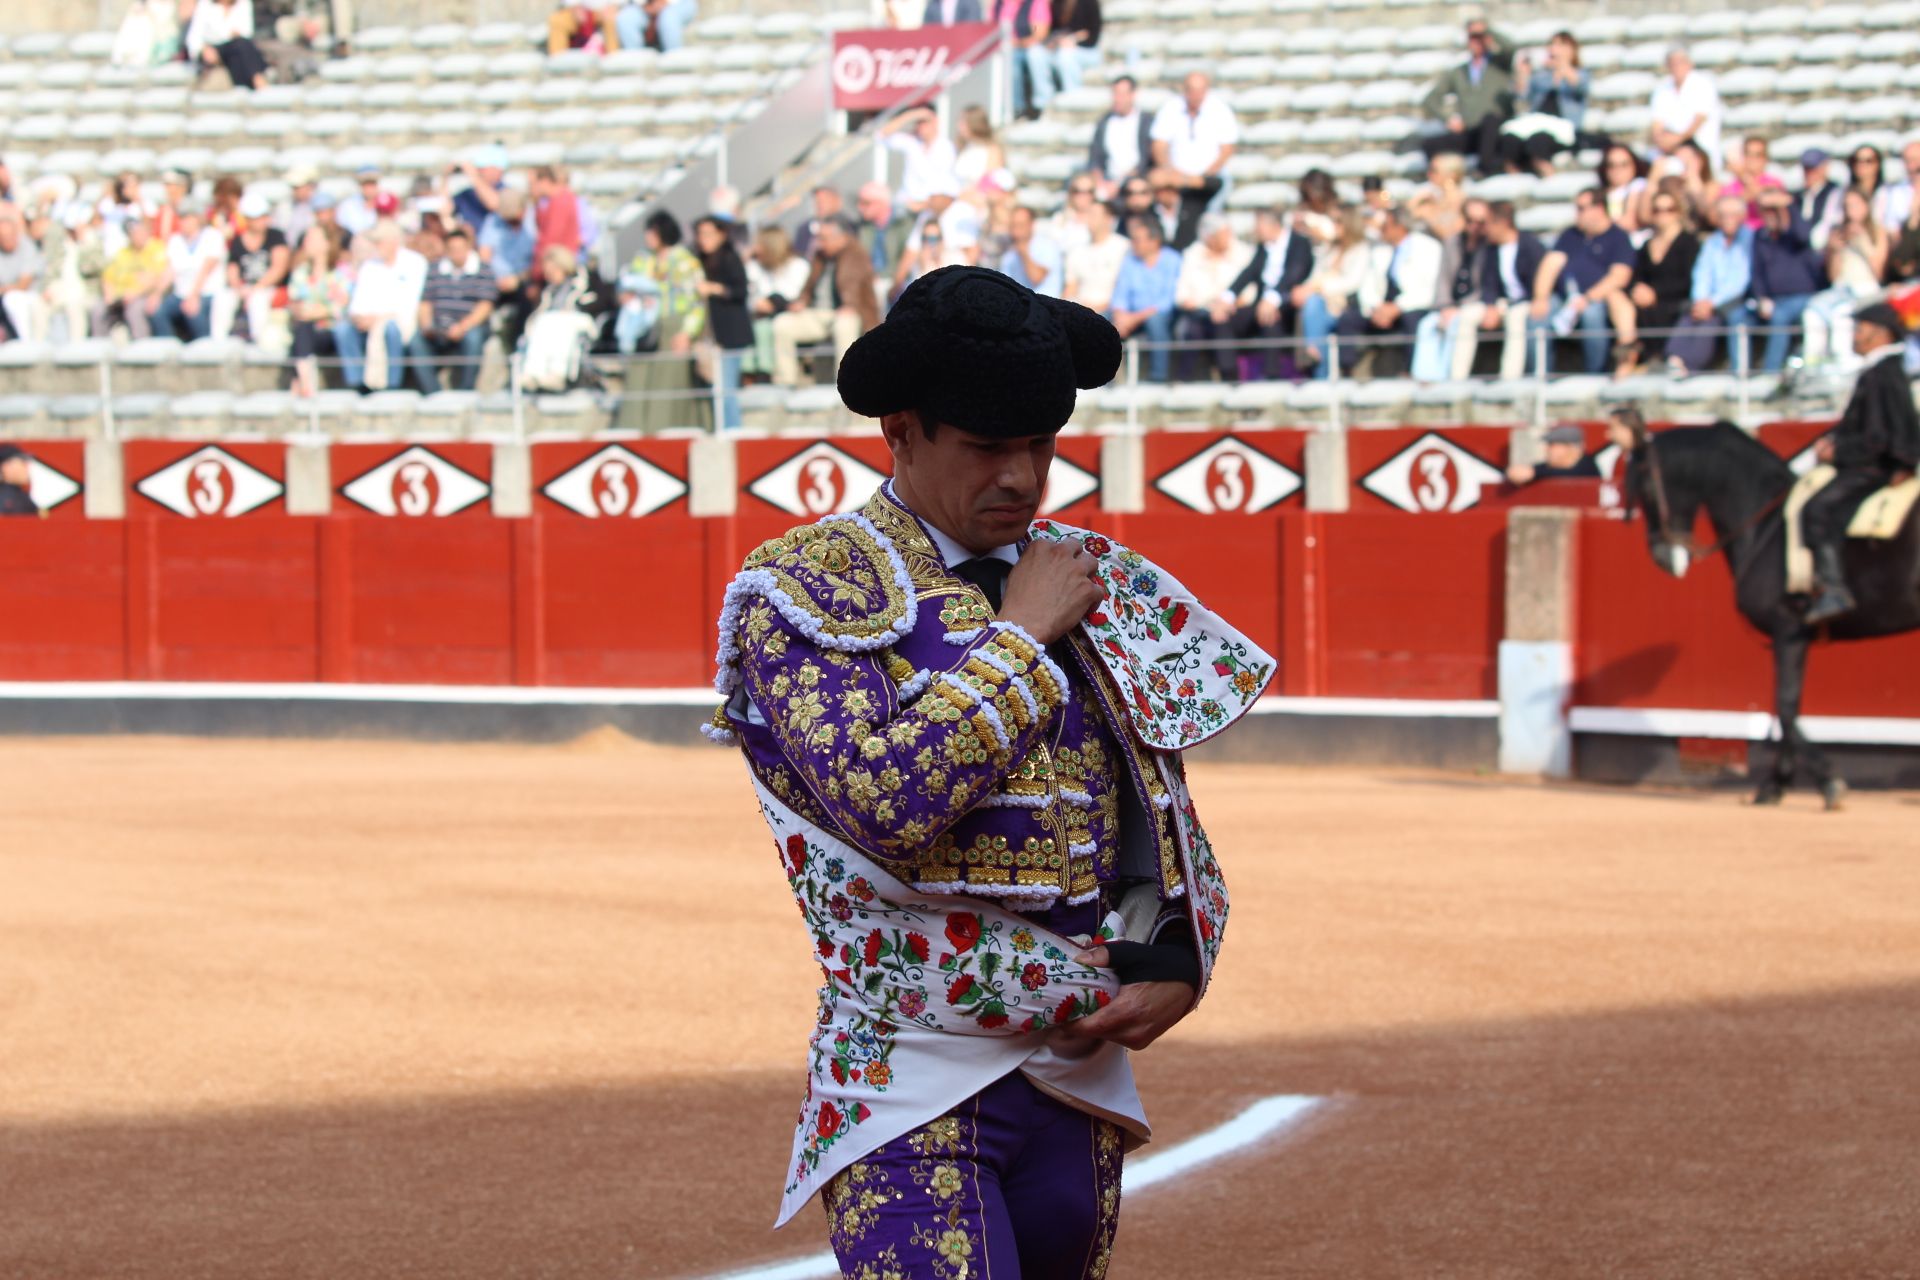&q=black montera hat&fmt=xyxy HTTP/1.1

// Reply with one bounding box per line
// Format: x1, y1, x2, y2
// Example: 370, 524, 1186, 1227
1853, 301, 1909, 338
837, 265, 1122, 438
